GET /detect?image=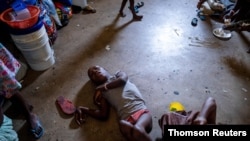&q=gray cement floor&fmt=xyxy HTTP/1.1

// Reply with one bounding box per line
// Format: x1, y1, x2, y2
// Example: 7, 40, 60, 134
12, 0, 250, 140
